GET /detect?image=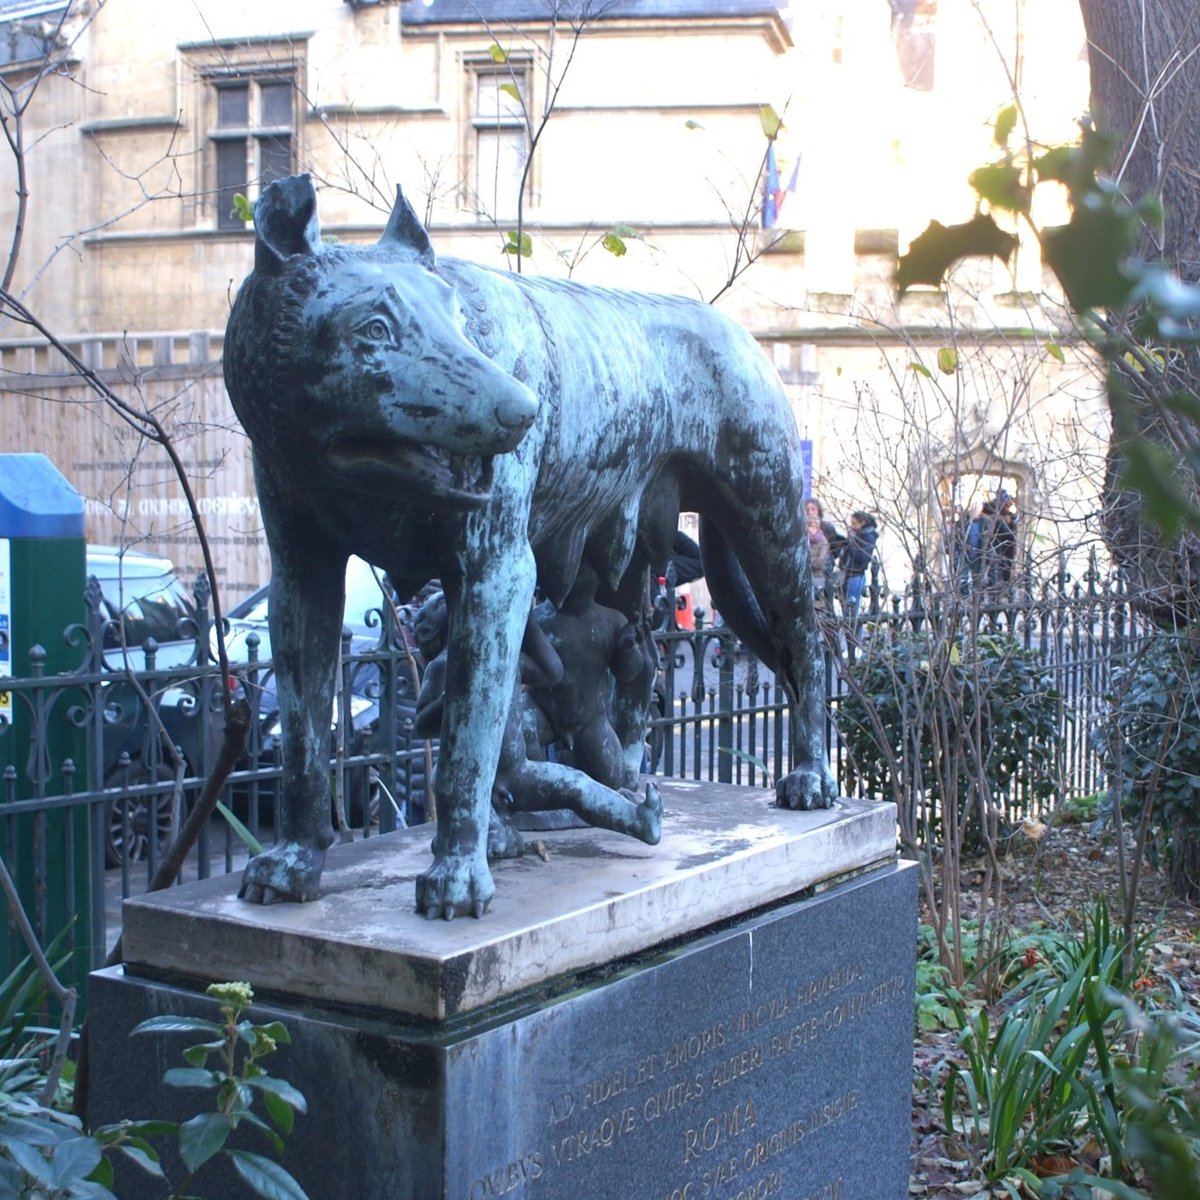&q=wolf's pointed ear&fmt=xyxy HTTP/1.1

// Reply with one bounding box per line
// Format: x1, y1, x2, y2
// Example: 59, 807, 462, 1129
253, 175, 322, 275
379, 185, 435, 268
